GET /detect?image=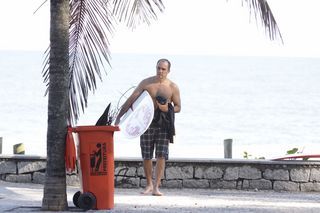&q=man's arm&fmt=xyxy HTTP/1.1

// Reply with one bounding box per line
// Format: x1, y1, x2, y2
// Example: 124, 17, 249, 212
114, 82, 145, 125
171, 83, 181, 113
